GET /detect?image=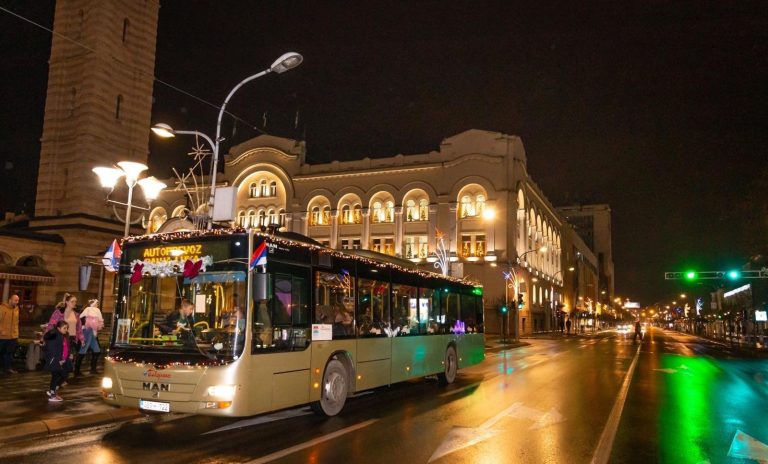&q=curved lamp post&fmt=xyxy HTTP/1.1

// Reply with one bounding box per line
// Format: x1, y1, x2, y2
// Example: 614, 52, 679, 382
92, 161, 167, 237
151, 52, 303, 229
